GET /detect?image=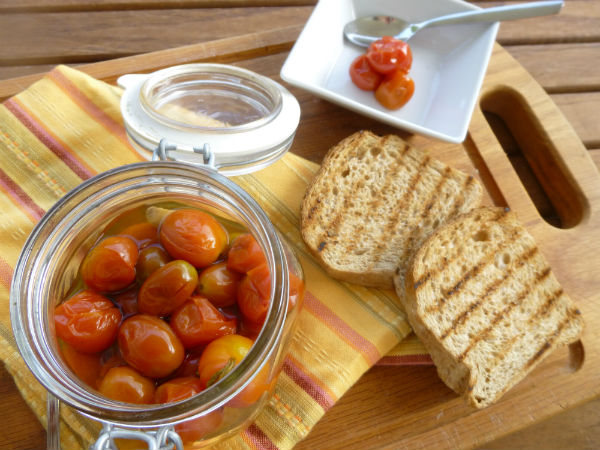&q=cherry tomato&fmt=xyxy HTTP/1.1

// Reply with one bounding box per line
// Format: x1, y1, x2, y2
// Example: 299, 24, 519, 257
119, 314, 185, 378
237, 263, 271, 327
99, 347, 127, 380
160, 209, 227, 268
375, 70, 415, 110
170, 348, 204, 379
227, 233, 266, 274
197, 334, 269, 408
138, 260, 198, 316
113, 288, 139, 318
366, 36, 412, 75
120, 222, 159, 249
171, 295, 237, 349
197, 262, 241, 307
349, 54, 383, 91
136, 245, 172, 282
98, 366, 155, 404
58, 339, 102, 388
81, 236, 139, 292
155, 377, 223, 443
54, 289, 122, 354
